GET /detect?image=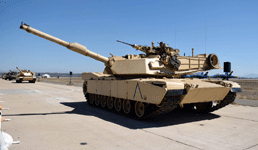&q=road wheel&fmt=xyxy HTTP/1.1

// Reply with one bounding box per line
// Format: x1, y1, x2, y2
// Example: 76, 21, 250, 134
16, 80, 19, 83
95, 95, 101, 106
107, 97, 114, 109
135, 101, 145, 118
101, 96, 107, 108
114, 98, 122, 112
88, 94, 95, 105
123, 99, 131, 114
